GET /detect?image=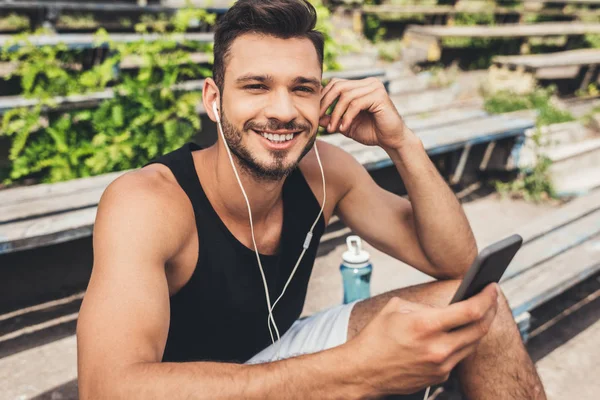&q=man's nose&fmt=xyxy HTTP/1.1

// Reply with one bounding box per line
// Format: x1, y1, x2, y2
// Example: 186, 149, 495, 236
264, 89, 299, 123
